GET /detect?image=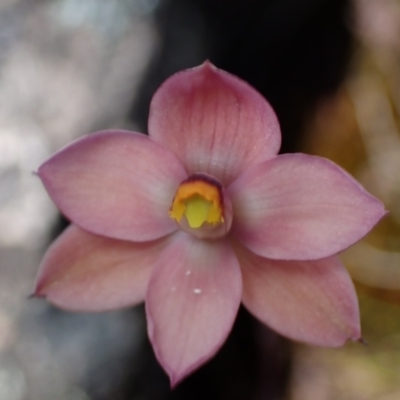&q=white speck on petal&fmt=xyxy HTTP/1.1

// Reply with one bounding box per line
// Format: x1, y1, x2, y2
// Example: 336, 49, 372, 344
193, 288, 202, 294
171, 286, 176, 292
185, 270, 192, 276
